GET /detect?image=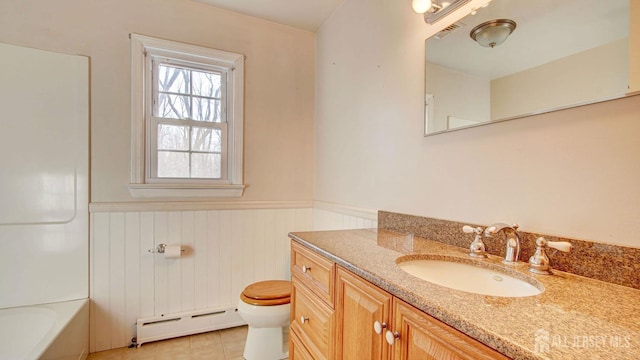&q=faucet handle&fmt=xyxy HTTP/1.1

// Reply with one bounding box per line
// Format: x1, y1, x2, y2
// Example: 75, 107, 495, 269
464, 225, 487, 258
547, 240, 572, 253
528, 237, 572, 275
462, 225, 483, 235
